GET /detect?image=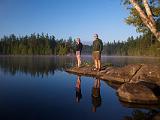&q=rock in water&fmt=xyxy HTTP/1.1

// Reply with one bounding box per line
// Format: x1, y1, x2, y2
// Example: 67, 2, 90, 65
100, 64, 142, 83
117, 83, 158, 104
66, 66, 103, 77
130, 64, 160, 86
66, 64, 160, 85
